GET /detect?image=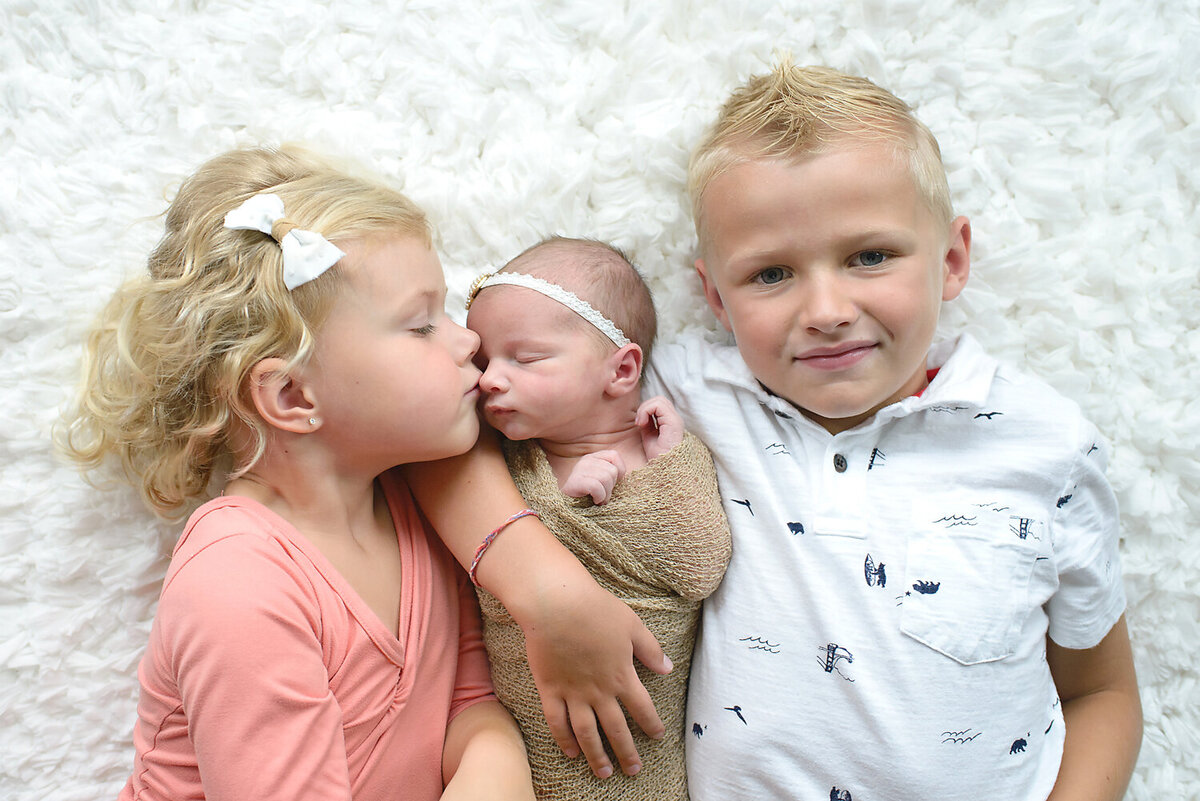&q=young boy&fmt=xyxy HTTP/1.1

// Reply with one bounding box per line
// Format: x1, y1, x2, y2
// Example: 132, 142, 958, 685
463, 237, 731, 801
658, 62, 1142, 800
410, 63, 1142, 800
